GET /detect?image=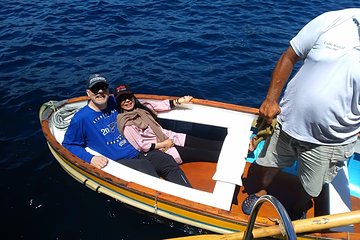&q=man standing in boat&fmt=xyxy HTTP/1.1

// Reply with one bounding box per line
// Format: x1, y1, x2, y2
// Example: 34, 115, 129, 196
62, 74, 191, 187
242, 8, 360, 220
